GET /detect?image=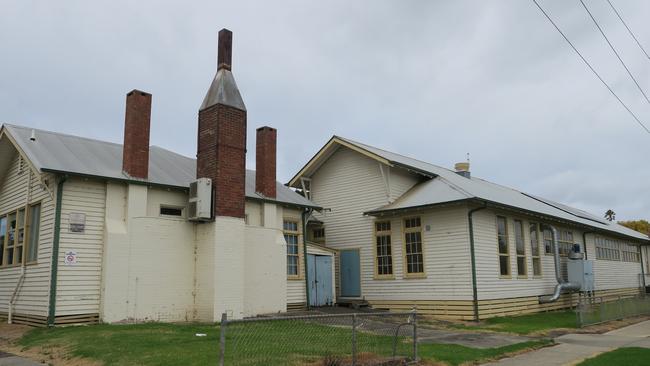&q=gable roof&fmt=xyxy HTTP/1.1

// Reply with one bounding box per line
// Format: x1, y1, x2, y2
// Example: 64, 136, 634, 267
1, 123, 318, 209
290, 136, 648, 242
